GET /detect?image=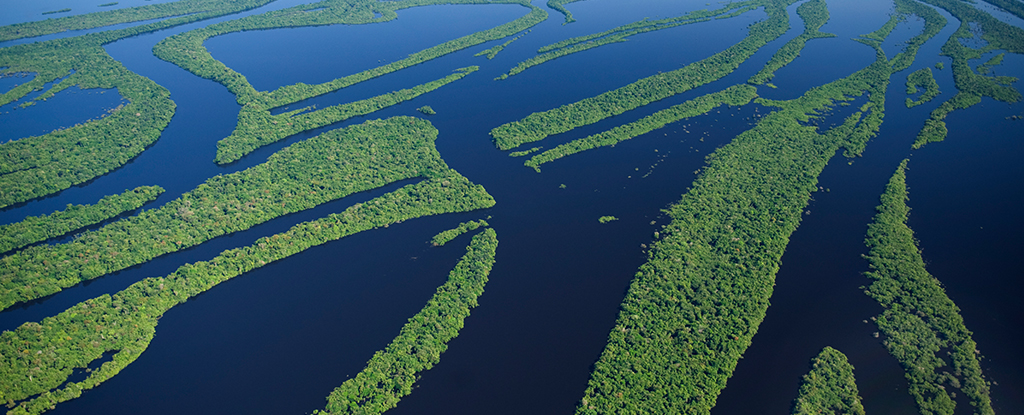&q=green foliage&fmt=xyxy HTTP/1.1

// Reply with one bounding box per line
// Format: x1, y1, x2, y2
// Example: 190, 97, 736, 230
905, 67, 940, 107
547, 0, 586, 24
416, 105, 437, 115
41, 9, 72, 15
935, 61, 944, 69
1, 0, 275, 42
576, 35, 901, 415
792, 347, 865, 415
0, 0, 284, 208
597, 216, 618, 224
215, 67, 477, 164
318, 228, 497, 414
474, 31, 526, 59
0, 186, 163, 255
503, 1, 769, 80
99, 3, 120, 7
975, 52, 1005, 74
0, 167, 494, 415
152, 0, 546, 164
431, 220, 489, 246
862, 160, 993, 415
0, 117, 478, 312
748, 0, 835, 85
524, 85, 757, 170
910, 0, 1023, 148
491, 0, 797, 151
508, 147, 541, 157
